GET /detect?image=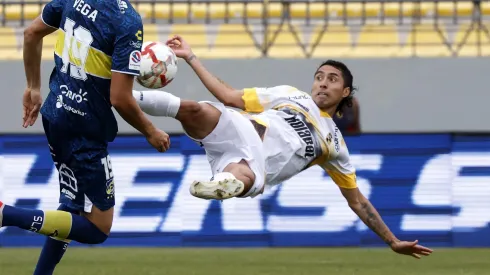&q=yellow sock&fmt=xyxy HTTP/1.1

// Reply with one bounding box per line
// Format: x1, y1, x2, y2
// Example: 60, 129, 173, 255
39, 211, 73, 240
